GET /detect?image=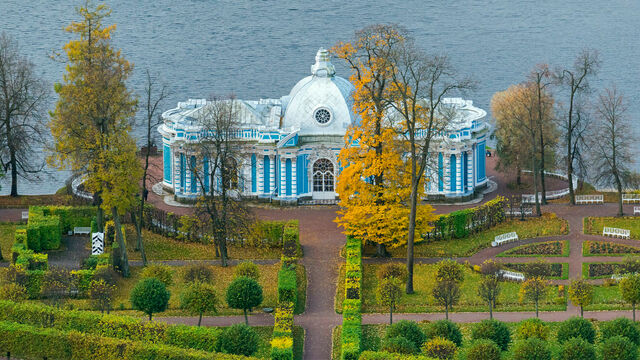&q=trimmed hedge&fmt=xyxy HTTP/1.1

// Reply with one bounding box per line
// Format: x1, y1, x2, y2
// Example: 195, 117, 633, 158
428, 196, 507, 240
11, 242, 48, 271
271, 302, 294, 360
342, 236, 362, 360
0, 321, 256, 360
282, 220, 302, 261
358, 351, 436, 359
277, 264, 297, 305
20, 206, 95, 252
